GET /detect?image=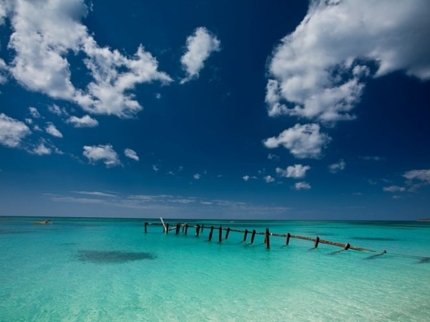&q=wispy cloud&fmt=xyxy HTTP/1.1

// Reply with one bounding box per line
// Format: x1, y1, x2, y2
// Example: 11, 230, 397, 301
329, 159, 346, 173
180, 27, 220, 83
193, 173, 201, 180
29, 107, 41, 118
0, 113, 31, 148
383, 186, 406, 192
73, 191, 117, 197
33, 142, 51, 155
